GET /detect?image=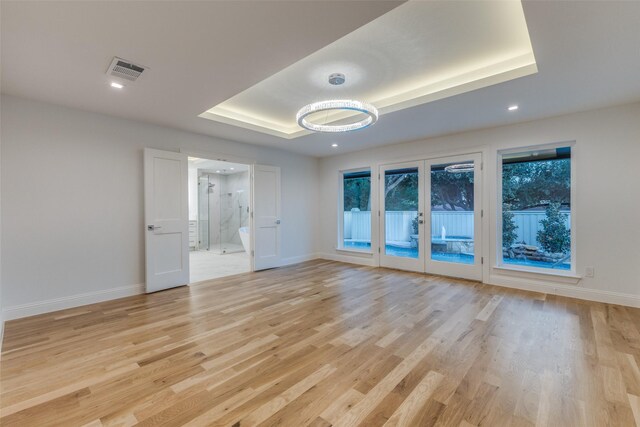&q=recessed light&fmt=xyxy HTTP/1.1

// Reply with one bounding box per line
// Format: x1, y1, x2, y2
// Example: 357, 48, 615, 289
216, 170, 221, 173
331, 143, 338, 148
110, 82, 124, 89
230, 167, 235, 170
508, 105, 519, 111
